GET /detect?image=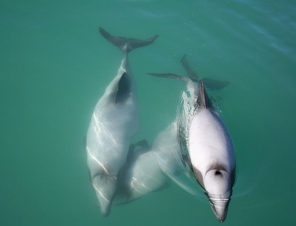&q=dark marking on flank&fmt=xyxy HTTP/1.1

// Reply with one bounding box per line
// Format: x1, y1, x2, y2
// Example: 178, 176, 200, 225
115, 72, 131, 104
